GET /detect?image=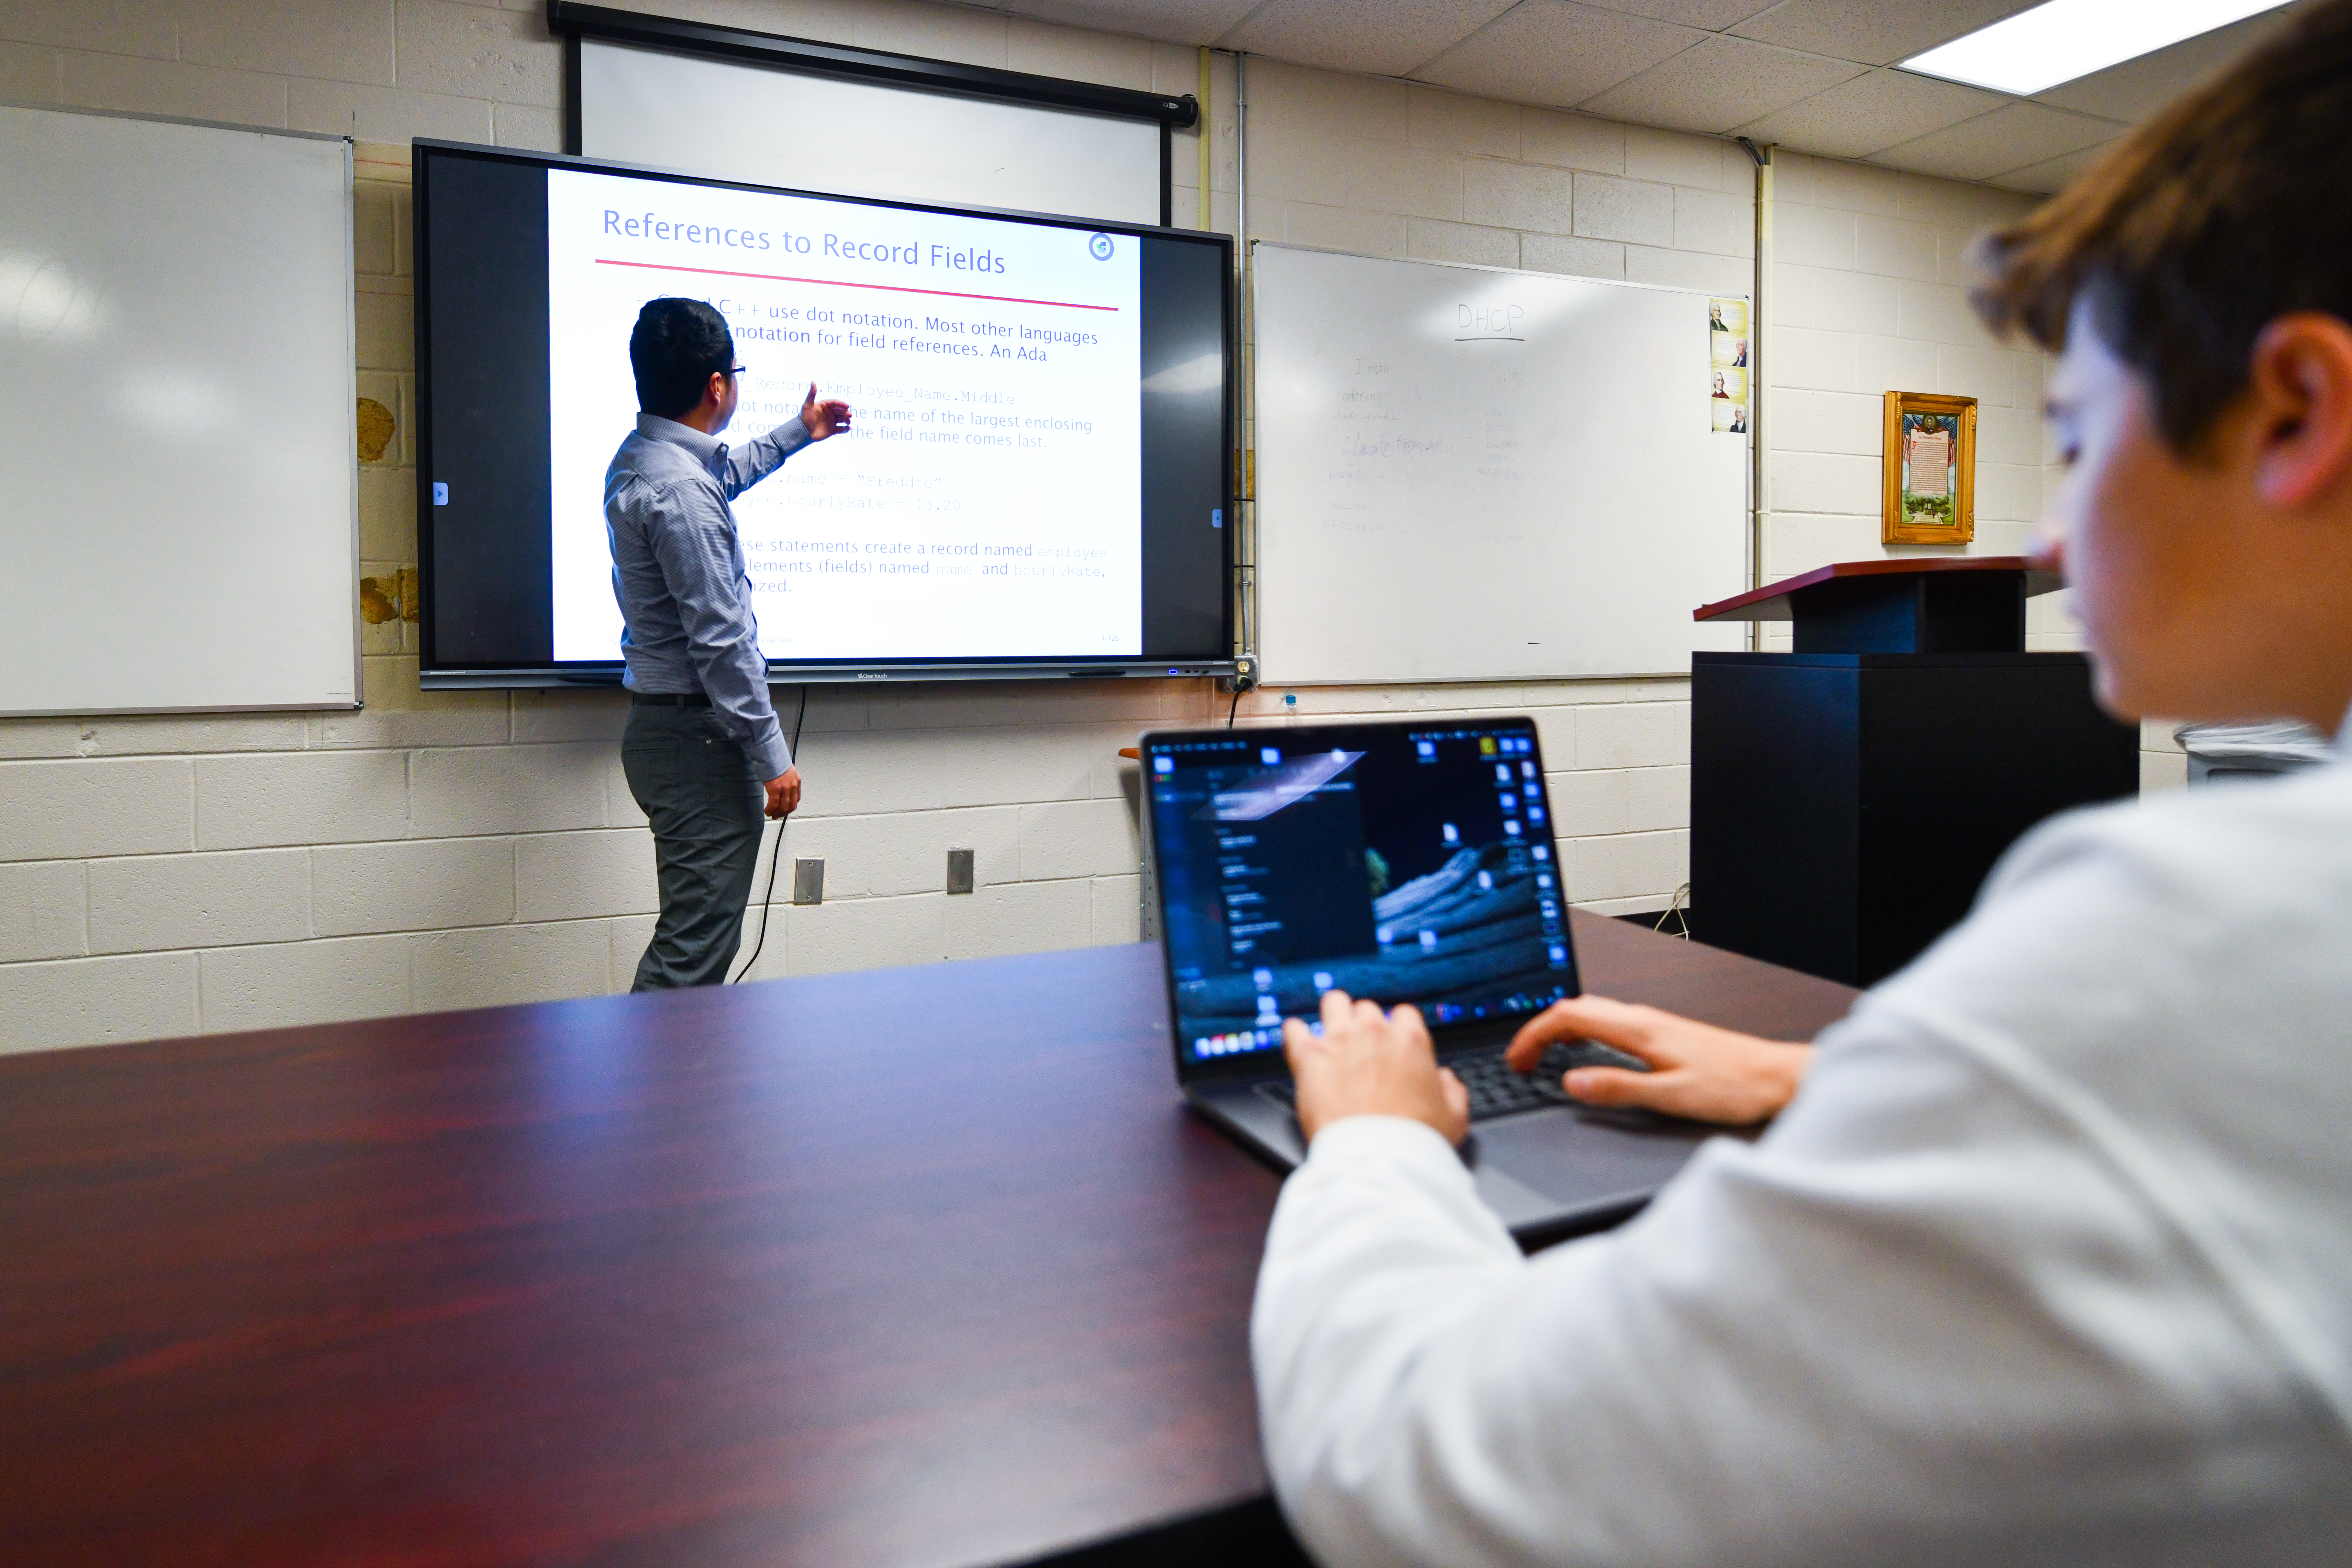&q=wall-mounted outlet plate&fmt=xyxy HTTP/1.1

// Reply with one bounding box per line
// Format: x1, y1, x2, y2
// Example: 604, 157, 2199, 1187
946, 848, 975, 895
792, 857, 825, 905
